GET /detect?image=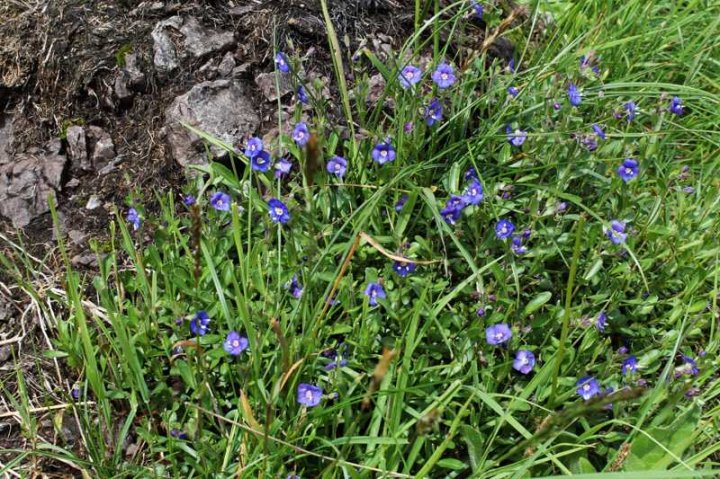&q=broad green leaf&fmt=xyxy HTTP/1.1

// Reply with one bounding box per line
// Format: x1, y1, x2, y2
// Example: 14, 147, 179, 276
624, 404, 701, 471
